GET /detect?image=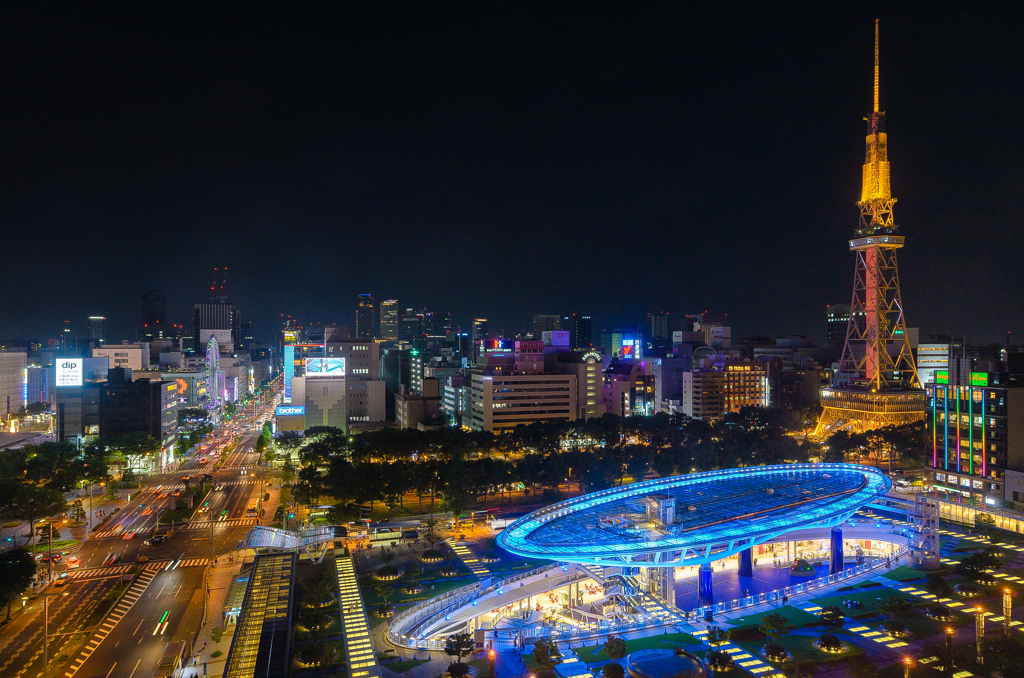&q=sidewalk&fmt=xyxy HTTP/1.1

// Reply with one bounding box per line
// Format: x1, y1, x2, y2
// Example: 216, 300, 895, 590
186, 560, 244, 678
